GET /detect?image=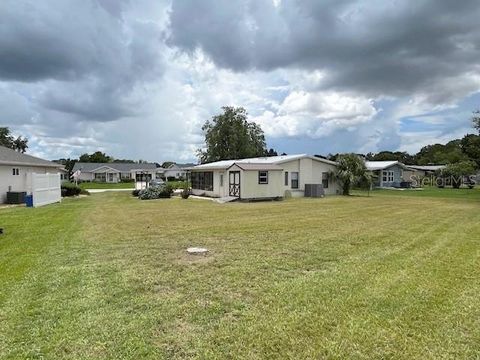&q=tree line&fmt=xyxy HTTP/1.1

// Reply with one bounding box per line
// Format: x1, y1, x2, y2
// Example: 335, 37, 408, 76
200, 107, 480, 169
323, 132, 480, 169
2, 106, 479, 174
